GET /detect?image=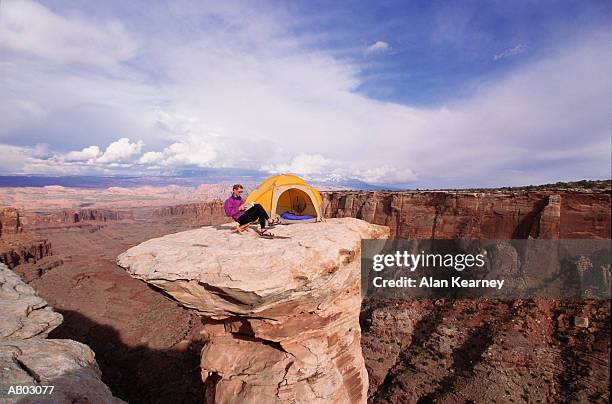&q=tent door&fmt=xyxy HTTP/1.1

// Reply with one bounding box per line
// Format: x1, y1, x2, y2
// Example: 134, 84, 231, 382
272, 186, 319, 218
